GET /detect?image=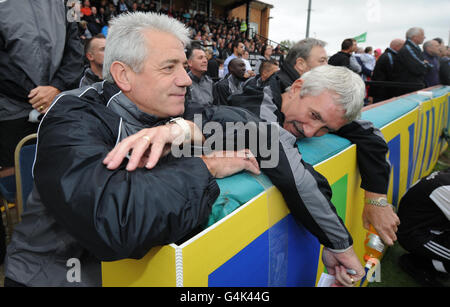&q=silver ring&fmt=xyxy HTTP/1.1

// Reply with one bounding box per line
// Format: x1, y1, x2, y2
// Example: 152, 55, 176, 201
142, 136, 151, 143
